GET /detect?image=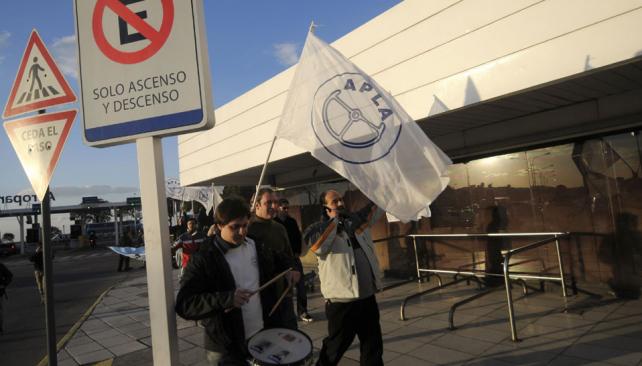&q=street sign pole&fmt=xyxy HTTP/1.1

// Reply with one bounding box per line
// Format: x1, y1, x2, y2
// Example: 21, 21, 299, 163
41, 186, 57, 366
136, 137, 178, 366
